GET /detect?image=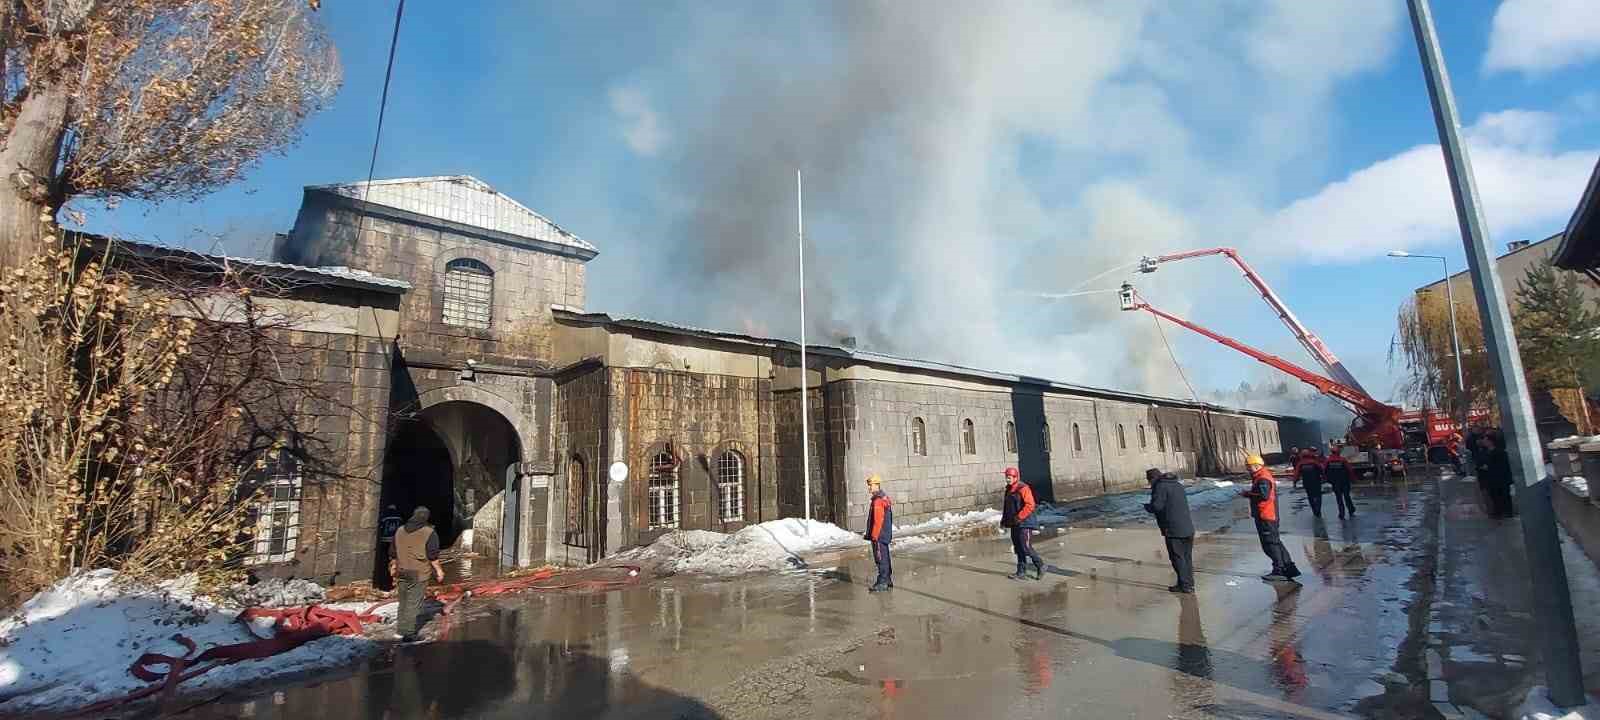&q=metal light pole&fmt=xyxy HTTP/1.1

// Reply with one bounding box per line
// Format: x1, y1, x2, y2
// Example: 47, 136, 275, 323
796, 170, 812, 522
1389, 251, 1466, 421
1407, 0, 1586, 706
